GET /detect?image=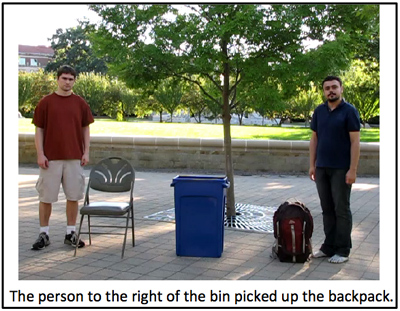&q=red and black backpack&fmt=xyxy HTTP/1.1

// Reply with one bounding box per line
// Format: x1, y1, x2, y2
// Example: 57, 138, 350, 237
272, 201, 313, 263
